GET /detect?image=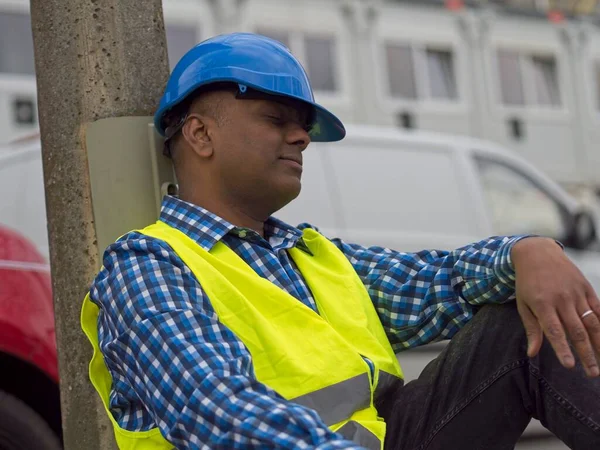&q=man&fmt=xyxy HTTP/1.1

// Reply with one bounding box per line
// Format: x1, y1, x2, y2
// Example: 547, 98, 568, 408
82, 33, 600, 449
